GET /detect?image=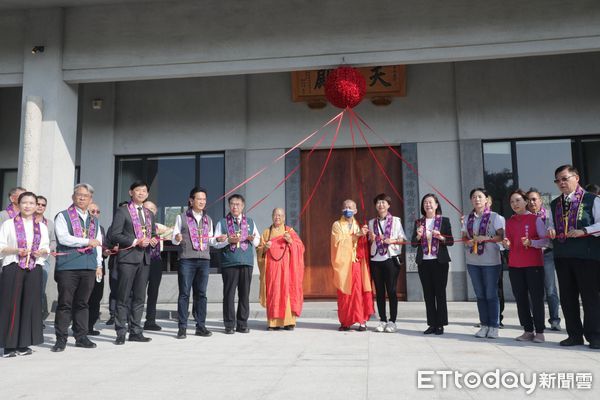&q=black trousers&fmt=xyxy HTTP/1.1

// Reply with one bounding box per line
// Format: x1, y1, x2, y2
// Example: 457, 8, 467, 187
555, 257, 600, 344
417, 260, 449, 327
108, 256, 118, 318
508, 266, 545, 333
221, 266, 252, 329
55, 269, 95, 341
370, 258, 399, 323
145, 258, 163, 323
0, 263, 43, 349
88, 273, 105, 330
115, 262, 150, 337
